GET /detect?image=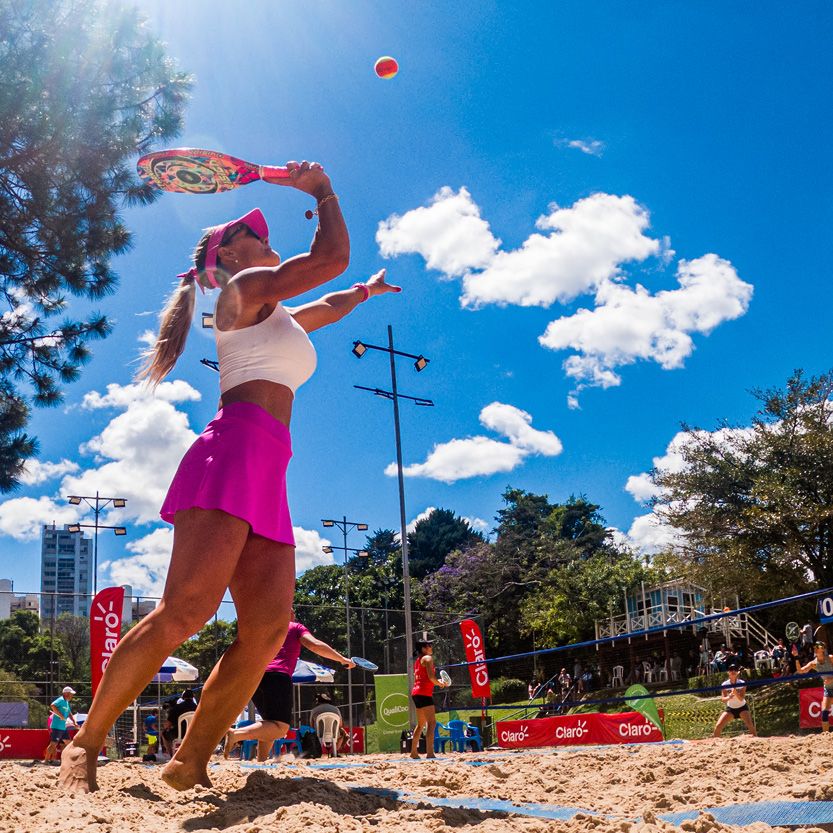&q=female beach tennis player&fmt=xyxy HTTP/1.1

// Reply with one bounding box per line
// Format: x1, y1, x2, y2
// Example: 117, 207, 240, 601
59, 161, 399, 792
799, 641, 833, 732
410, 636, 449, 759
